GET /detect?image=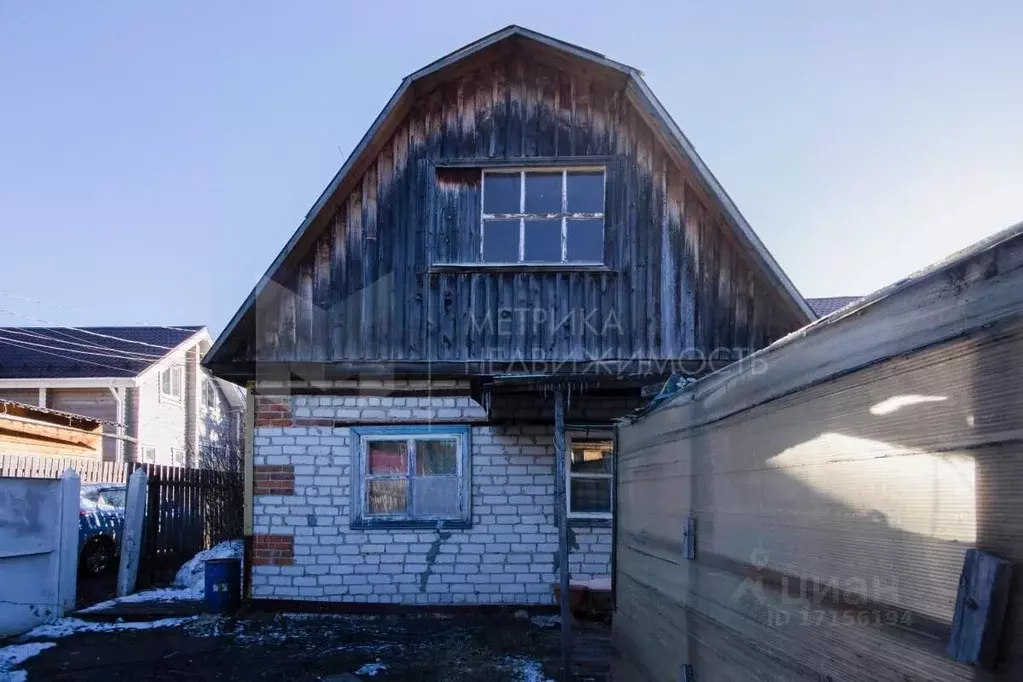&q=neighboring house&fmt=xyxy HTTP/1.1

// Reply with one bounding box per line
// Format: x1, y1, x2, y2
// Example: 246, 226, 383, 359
0, 326, 244, 466
205, 26, 815, 607
807, 296, 861, 317
0, 399, 104, 459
